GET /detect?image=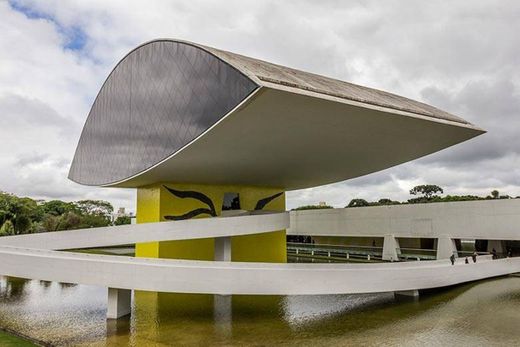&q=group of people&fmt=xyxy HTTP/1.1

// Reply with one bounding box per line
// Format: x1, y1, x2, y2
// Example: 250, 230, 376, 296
489, 247, 514, 259
450, 251, 478, 265
450, 247, 514, 265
